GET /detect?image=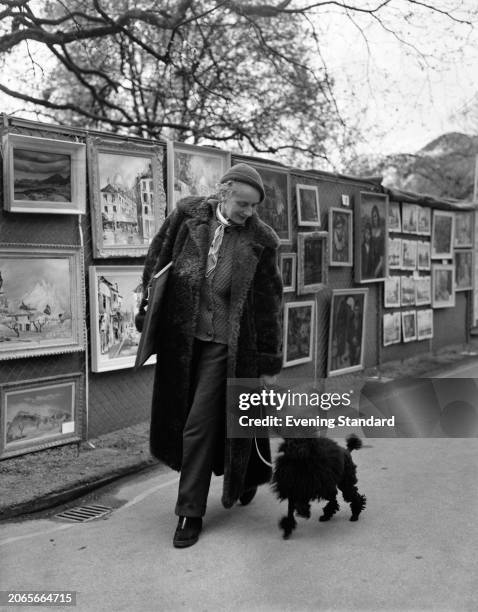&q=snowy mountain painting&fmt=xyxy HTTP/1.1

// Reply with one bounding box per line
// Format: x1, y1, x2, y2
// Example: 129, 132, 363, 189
13, 148, 71, 202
